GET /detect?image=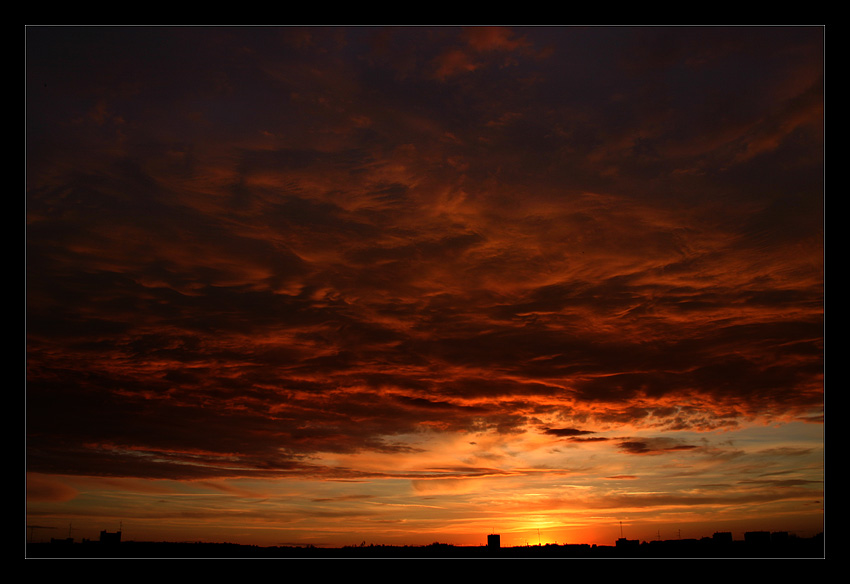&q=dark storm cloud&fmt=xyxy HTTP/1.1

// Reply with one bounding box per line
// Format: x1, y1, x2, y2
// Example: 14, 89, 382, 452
617, 438, 700, 455
543, 428, 596, 438
27, 26, 823, 481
